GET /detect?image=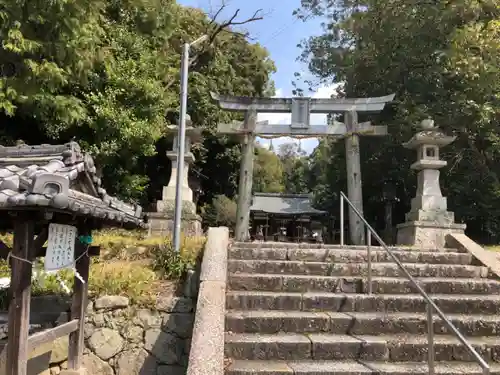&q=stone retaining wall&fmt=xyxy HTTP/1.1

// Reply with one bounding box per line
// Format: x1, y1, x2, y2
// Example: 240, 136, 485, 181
80, 294, 195, 375
1, 289, 197, 375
